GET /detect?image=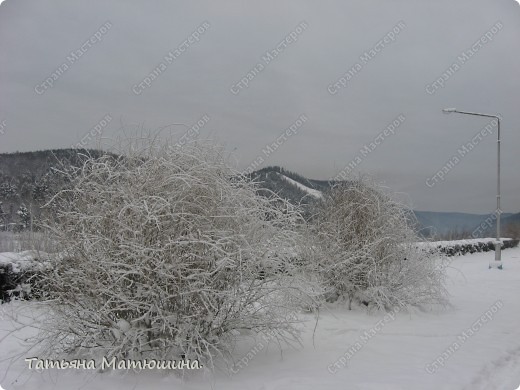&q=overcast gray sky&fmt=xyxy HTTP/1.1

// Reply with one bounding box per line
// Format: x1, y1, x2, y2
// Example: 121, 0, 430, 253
0, 0, 519, 213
